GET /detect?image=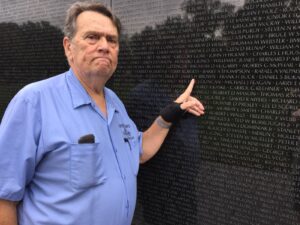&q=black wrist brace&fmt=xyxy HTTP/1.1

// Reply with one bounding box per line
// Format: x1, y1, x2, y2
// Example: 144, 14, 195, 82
160, 102, 185, 123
